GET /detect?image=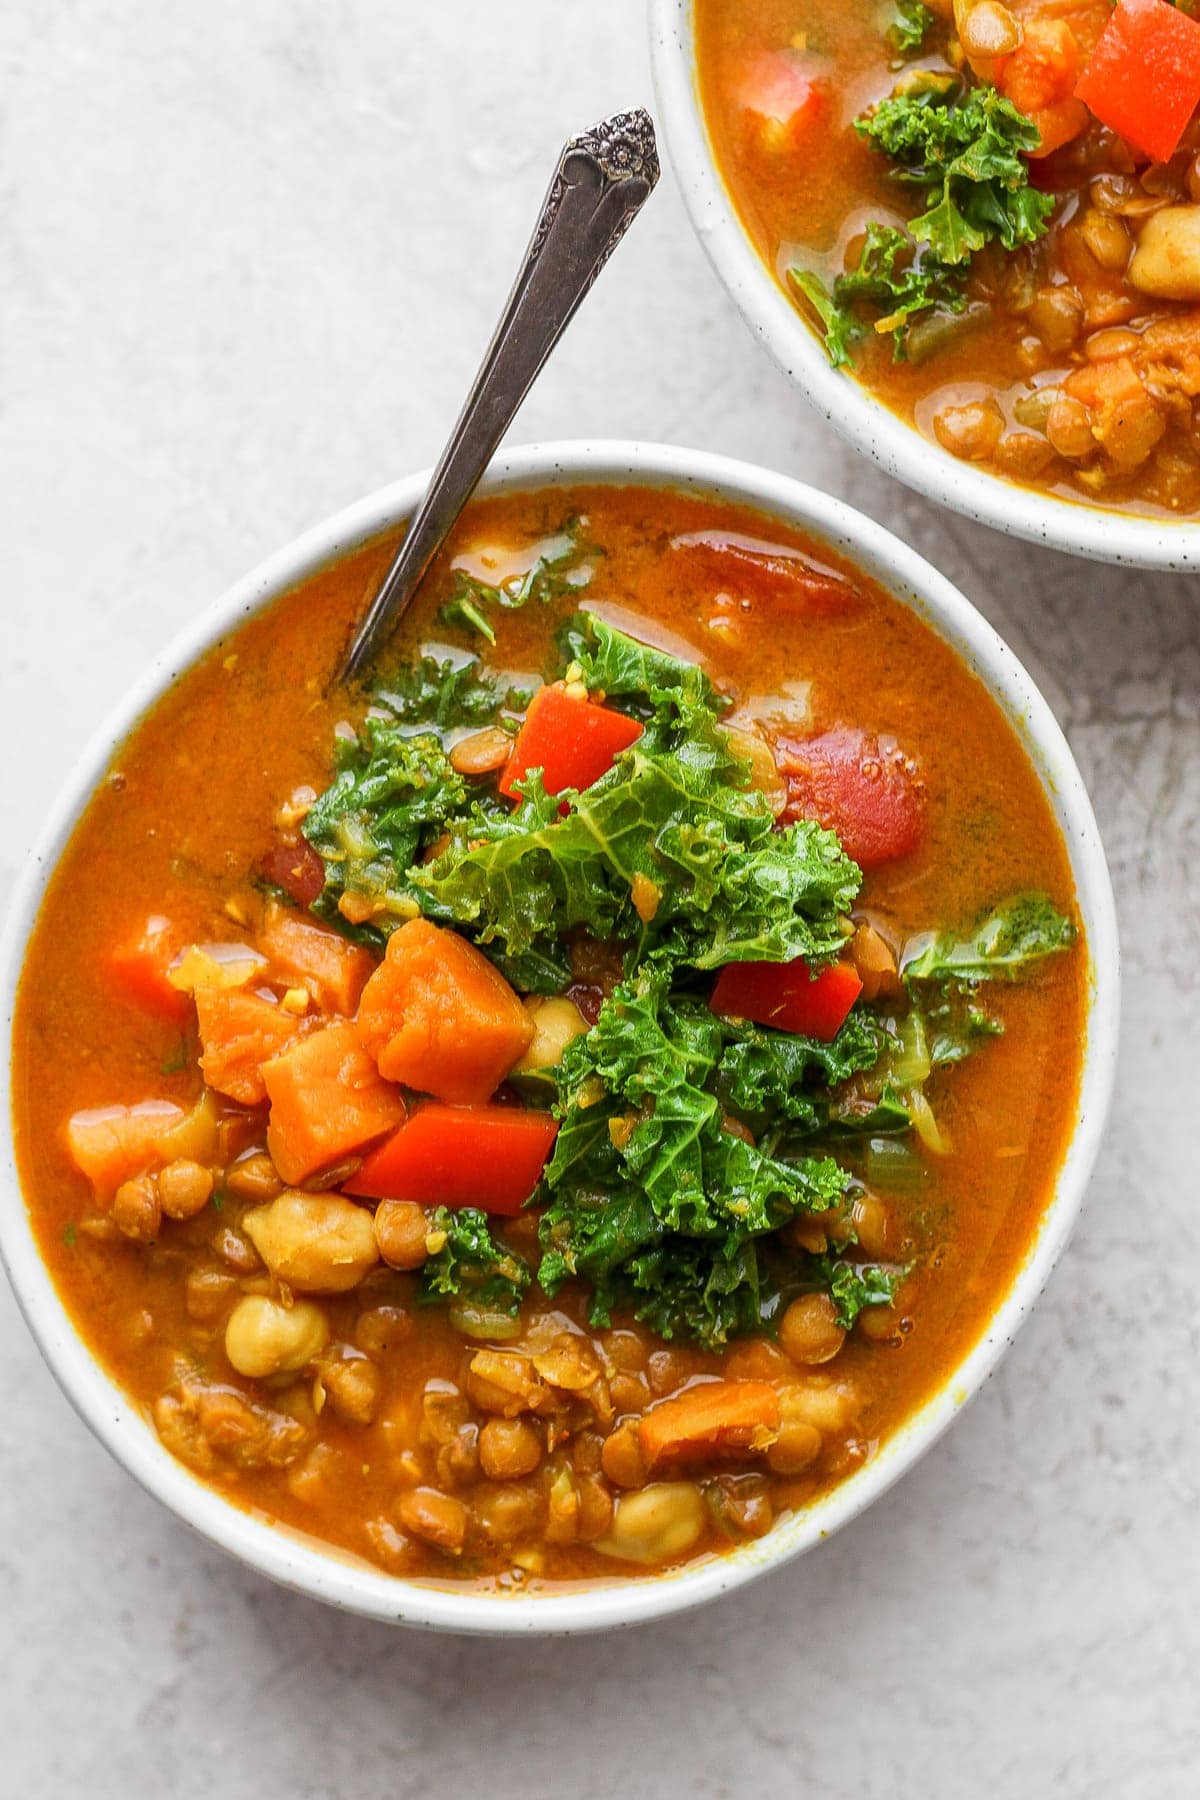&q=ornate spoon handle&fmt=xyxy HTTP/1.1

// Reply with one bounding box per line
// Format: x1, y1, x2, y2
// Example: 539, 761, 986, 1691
340, 109, 660, 682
